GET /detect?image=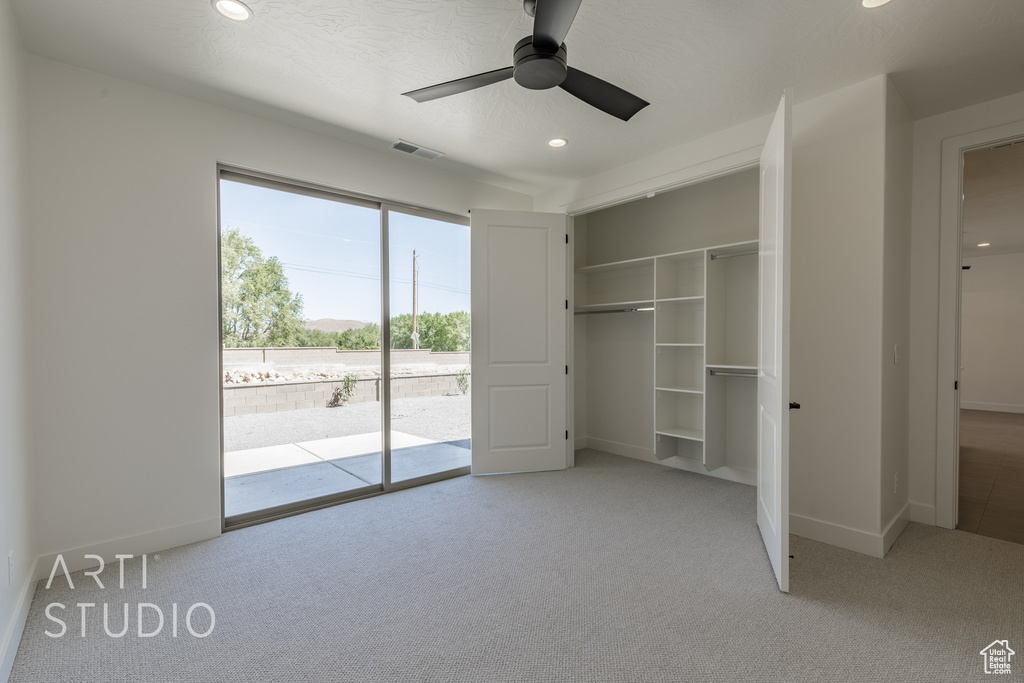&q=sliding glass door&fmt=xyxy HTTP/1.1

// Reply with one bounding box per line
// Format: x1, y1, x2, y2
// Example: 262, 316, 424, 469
387, 208, 472, 484
218, 171, 469, 528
